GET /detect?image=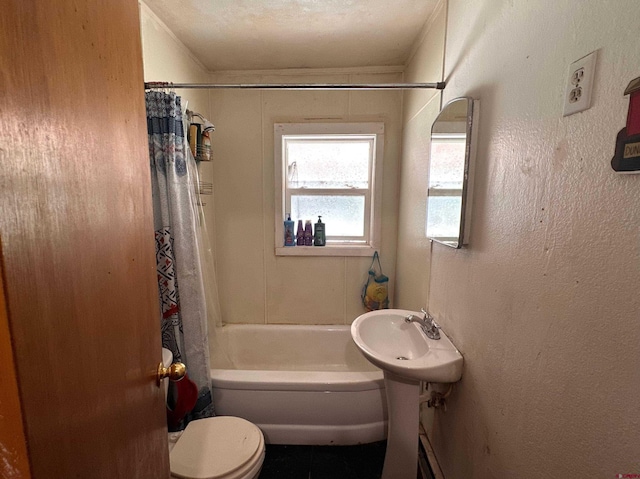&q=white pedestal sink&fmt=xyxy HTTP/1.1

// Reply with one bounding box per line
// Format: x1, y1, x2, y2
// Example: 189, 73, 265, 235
351, 309, 463, 479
